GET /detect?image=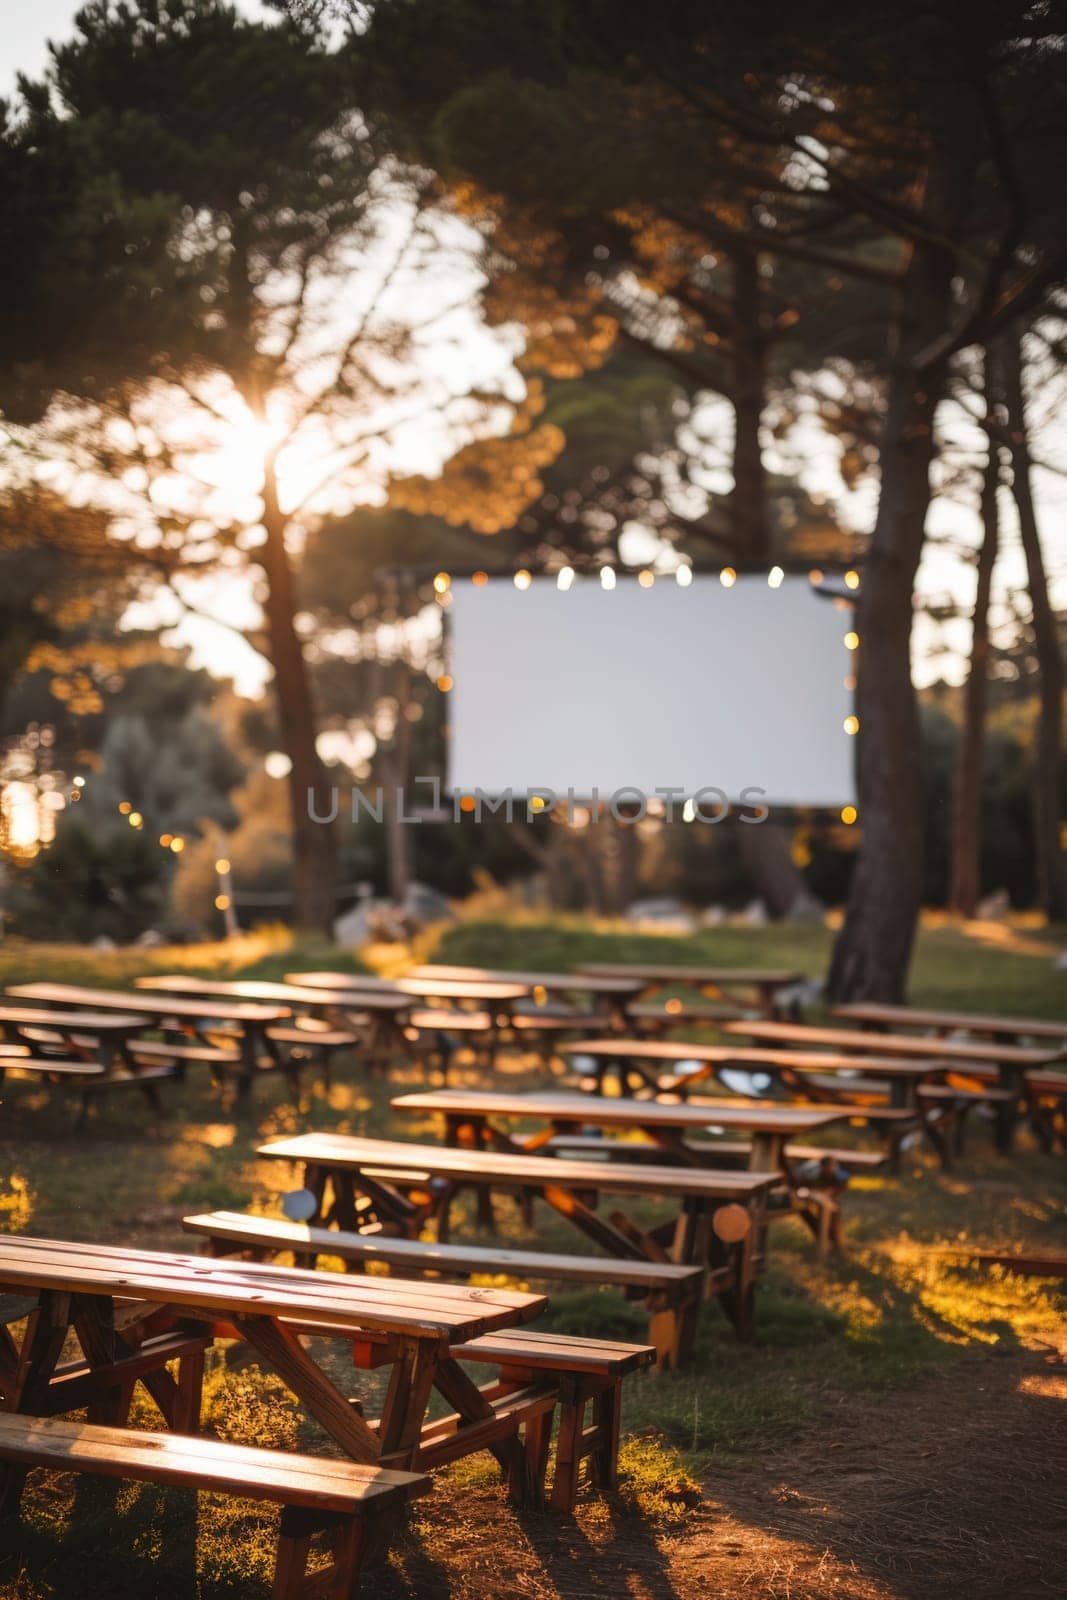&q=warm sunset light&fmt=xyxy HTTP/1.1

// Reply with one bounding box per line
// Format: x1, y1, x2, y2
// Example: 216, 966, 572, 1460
2, 9, 1062, 1595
